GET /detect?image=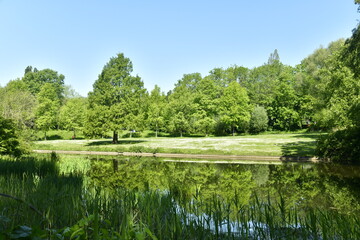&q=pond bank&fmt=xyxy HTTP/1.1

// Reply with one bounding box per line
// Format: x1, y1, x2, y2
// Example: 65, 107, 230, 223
33, 149, 320, 163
